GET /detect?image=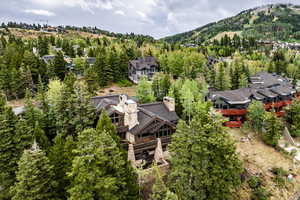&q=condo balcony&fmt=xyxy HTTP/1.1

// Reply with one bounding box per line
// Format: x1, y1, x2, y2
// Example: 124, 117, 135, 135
218, 109, 247, 116
224, 121, 242, 128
